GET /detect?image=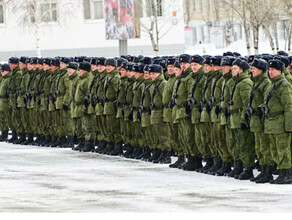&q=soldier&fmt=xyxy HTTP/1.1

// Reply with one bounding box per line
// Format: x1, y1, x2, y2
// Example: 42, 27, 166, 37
149, 64, 171, 163
67, 62, 81, 149
259, 60, 292, 184
126, 63, 146, 159
196, 56, 214, 173
14, 57, 30, 144
138, 64, 154, 160
100, 58, 122, 154
216, 56, 236, 176
32, 58, 46, 145
121, 63, 136, 157
93, 58, 108, 153
187, 55, 208, 171
229, 59, 254, 180
163, 58, 183, 167
24, 57, 39, 145
7, 57, 21, 143
39, 58, 53, 146
114, 62, 129, 156
172, 54, 202, 171
75, 61, 95, 152
247, 59, 273, 183
48, 58, 61, 147
0, 64, 12, 142
55, 57, 72, 147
